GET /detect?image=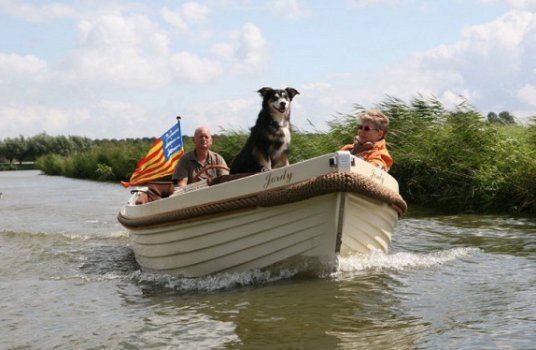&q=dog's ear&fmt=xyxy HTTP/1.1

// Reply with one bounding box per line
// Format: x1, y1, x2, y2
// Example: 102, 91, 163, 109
285, 87, 300, 100
258, 87, 273, 97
